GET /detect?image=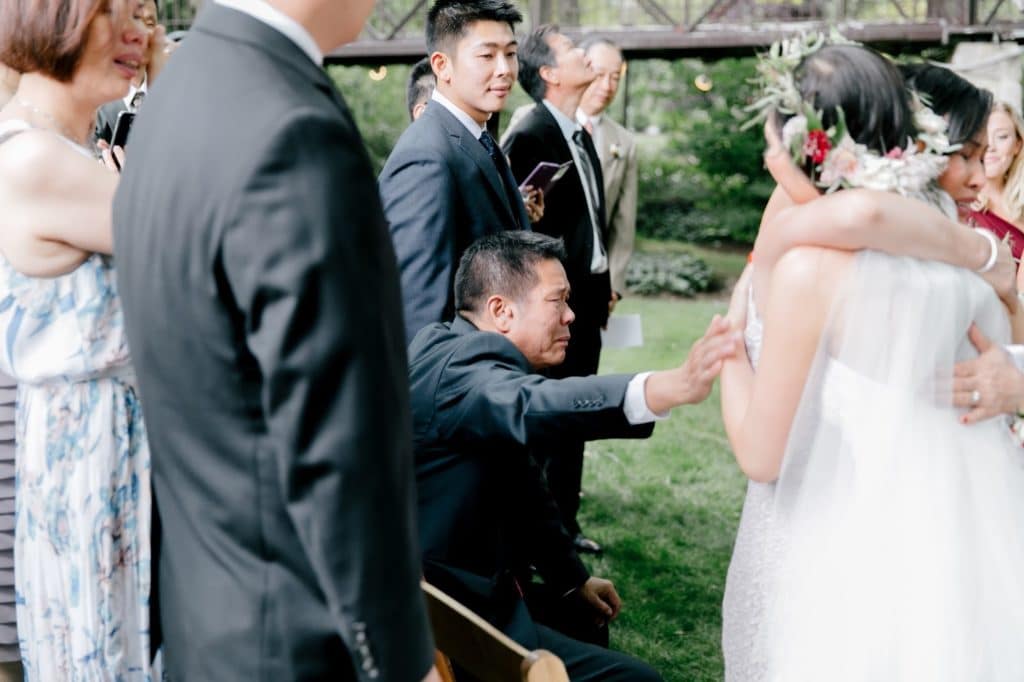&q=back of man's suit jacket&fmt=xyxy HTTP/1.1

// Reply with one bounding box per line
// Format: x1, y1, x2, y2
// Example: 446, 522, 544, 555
111, 5, 431, 681
380, 102, 530, 346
